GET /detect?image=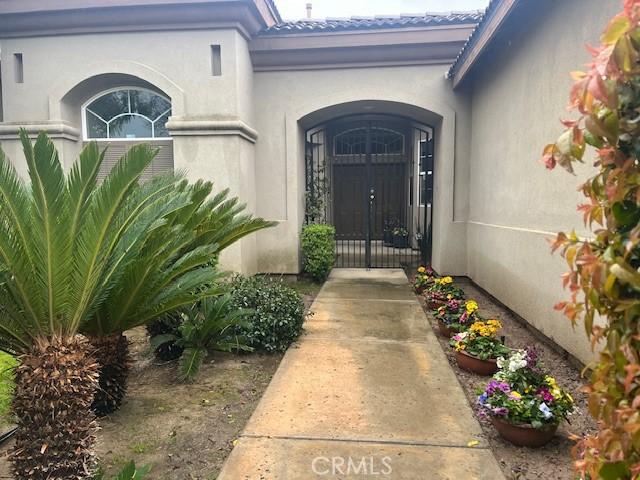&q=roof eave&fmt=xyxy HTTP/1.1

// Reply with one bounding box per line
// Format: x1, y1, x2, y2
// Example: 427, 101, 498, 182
447, 0, 520, 89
